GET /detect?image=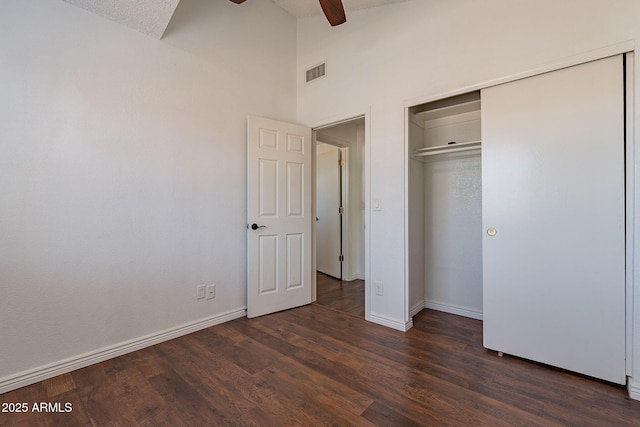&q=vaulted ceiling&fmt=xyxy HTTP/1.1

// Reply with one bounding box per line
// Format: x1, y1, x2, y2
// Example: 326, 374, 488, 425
61, 0, 407, 39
